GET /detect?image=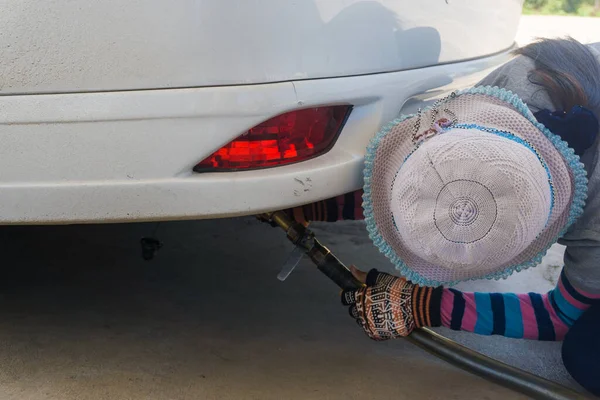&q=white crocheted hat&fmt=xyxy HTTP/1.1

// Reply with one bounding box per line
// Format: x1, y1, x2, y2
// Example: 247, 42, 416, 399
363, 87, 588, 286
